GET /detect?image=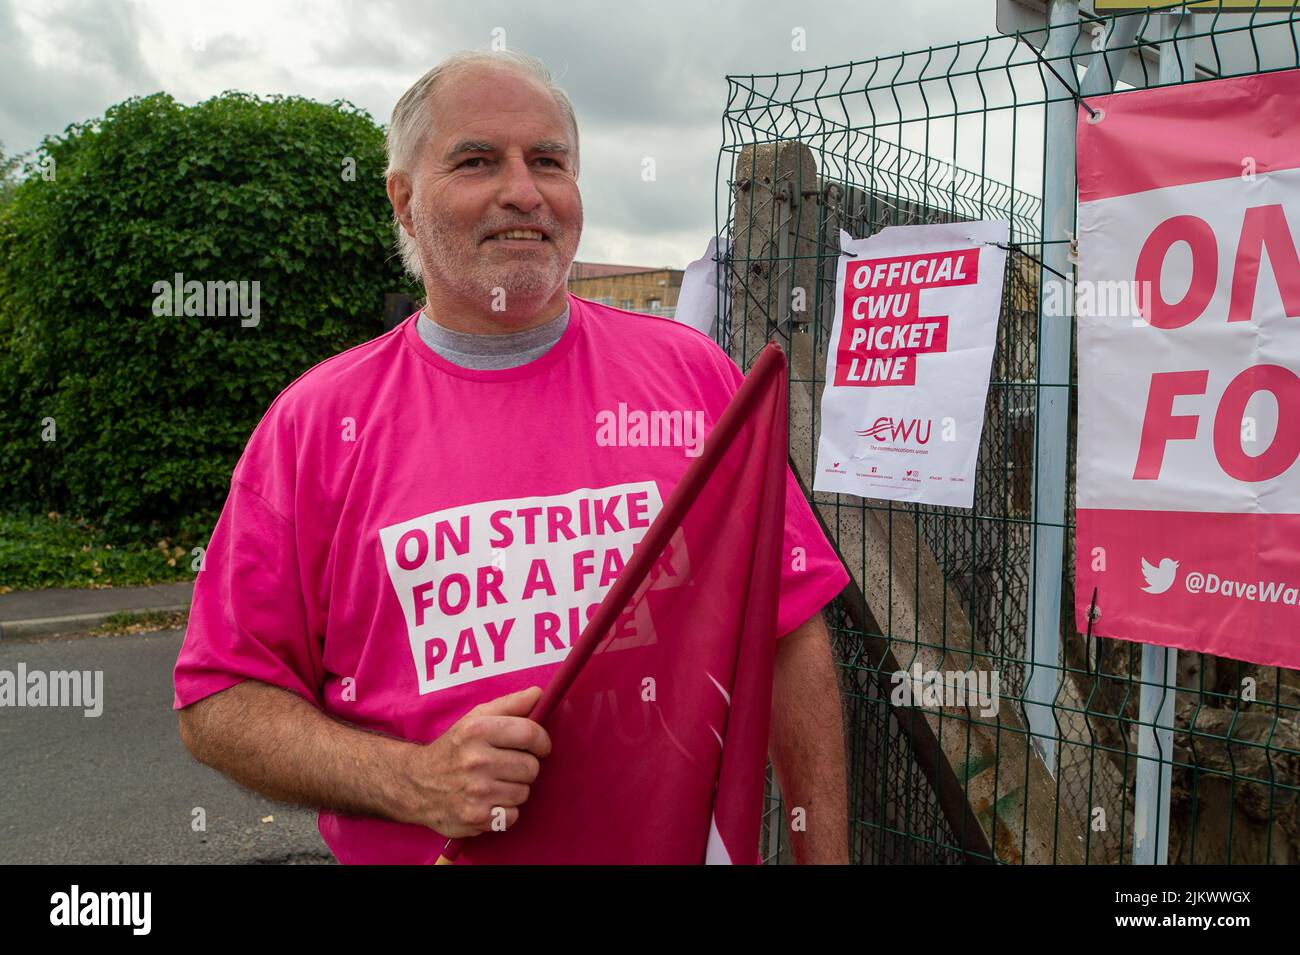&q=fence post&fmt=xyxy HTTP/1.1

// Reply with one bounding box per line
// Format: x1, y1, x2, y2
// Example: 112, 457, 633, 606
383, 292, 417, 331
1024, 0, 1078, 773
1131, 9, 1191, 868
